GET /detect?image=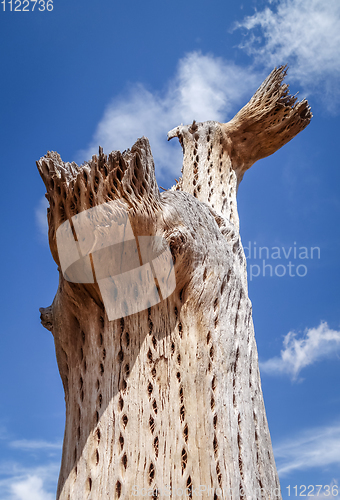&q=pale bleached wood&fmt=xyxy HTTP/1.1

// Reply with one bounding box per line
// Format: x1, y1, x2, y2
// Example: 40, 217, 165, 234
38, 67, 311, 500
